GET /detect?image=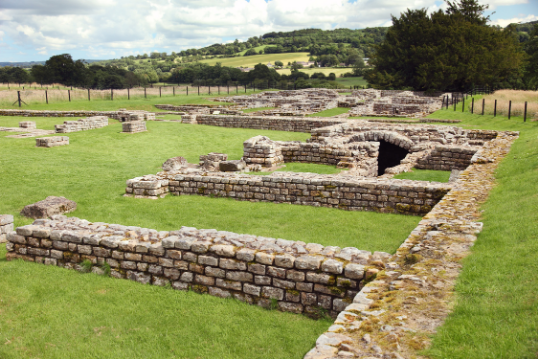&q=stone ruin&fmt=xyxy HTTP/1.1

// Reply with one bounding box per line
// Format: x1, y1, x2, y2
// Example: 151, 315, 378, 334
116, 109, 156, 122
19, 121, 36, 129
0, 215, 14, 243
209, 89, 444, 118
36, 136, 69, 148
55, 116, 108, 133
122, 121, 147, 133
20, 196, 77, 219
